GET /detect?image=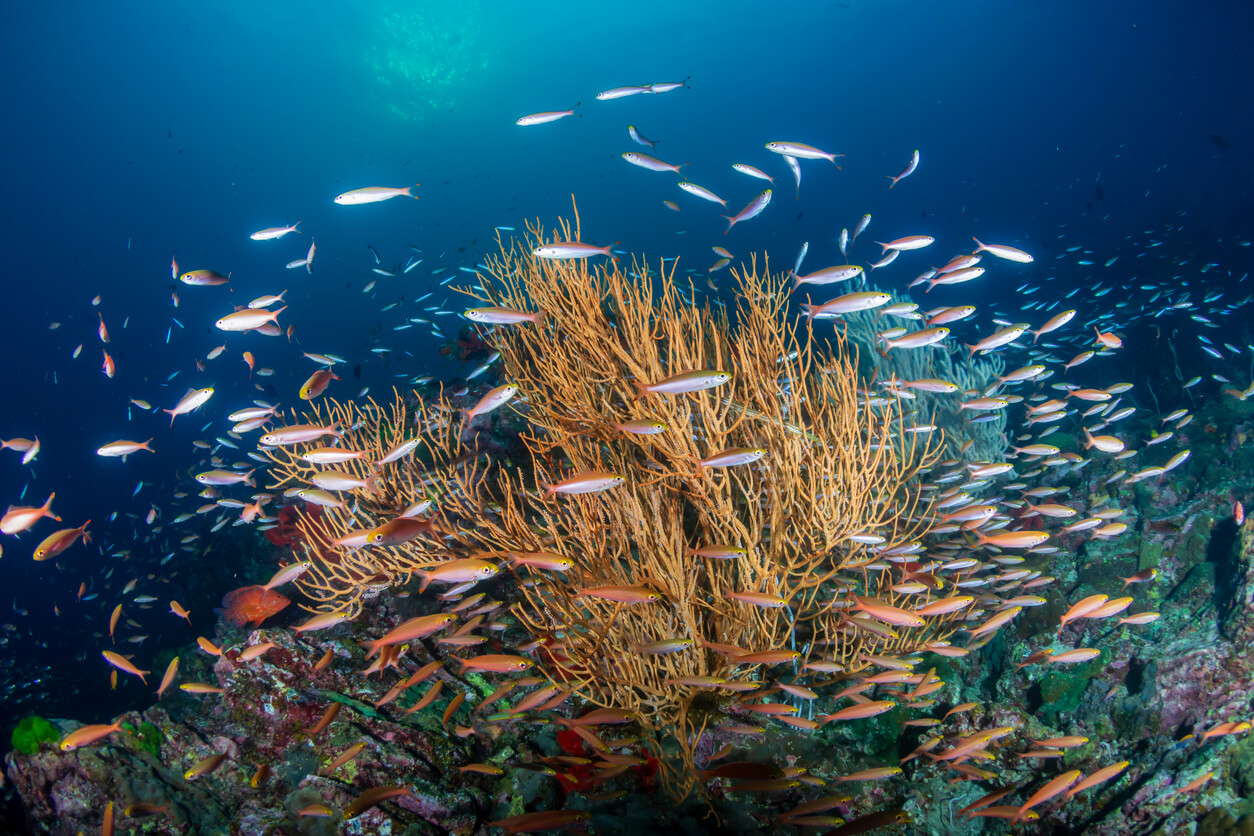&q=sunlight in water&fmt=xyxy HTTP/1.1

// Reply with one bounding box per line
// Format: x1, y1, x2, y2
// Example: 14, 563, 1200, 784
366, 5, 487, 117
